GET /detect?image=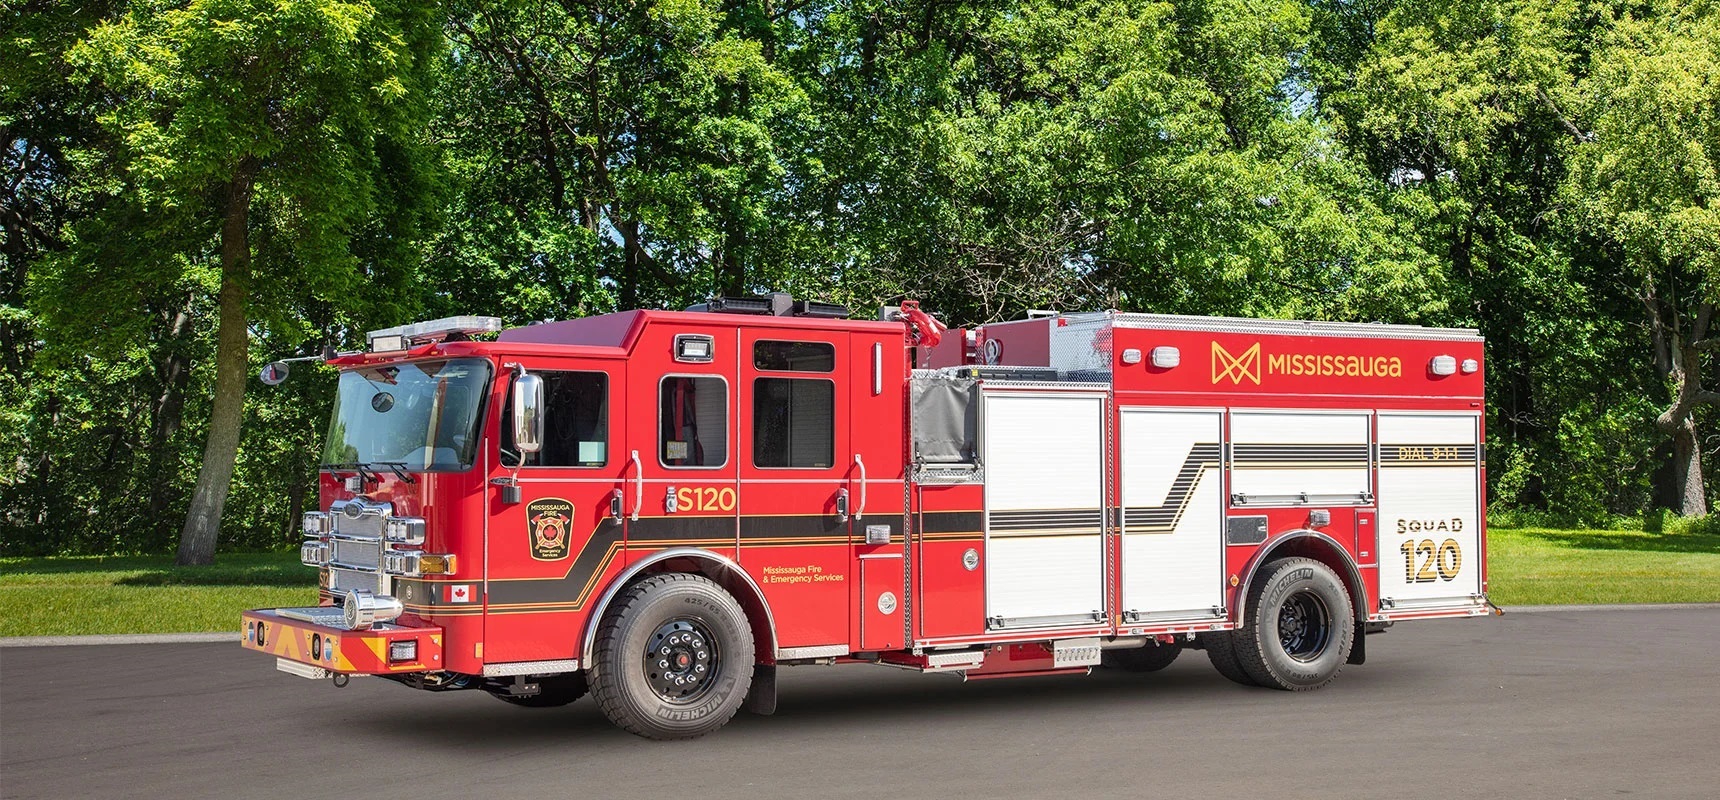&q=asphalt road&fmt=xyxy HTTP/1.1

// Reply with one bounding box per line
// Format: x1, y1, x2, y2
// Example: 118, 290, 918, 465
3, 607, 1717, 800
